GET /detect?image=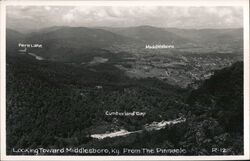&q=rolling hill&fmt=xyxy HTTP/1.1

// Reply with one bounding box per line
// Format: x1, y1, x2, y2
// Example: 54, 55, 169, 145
100, 25, 191, 44
6, 27, 137, 62
101, 26, 243, 50
6, 26, 243, 62
167, 28, 243, 49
